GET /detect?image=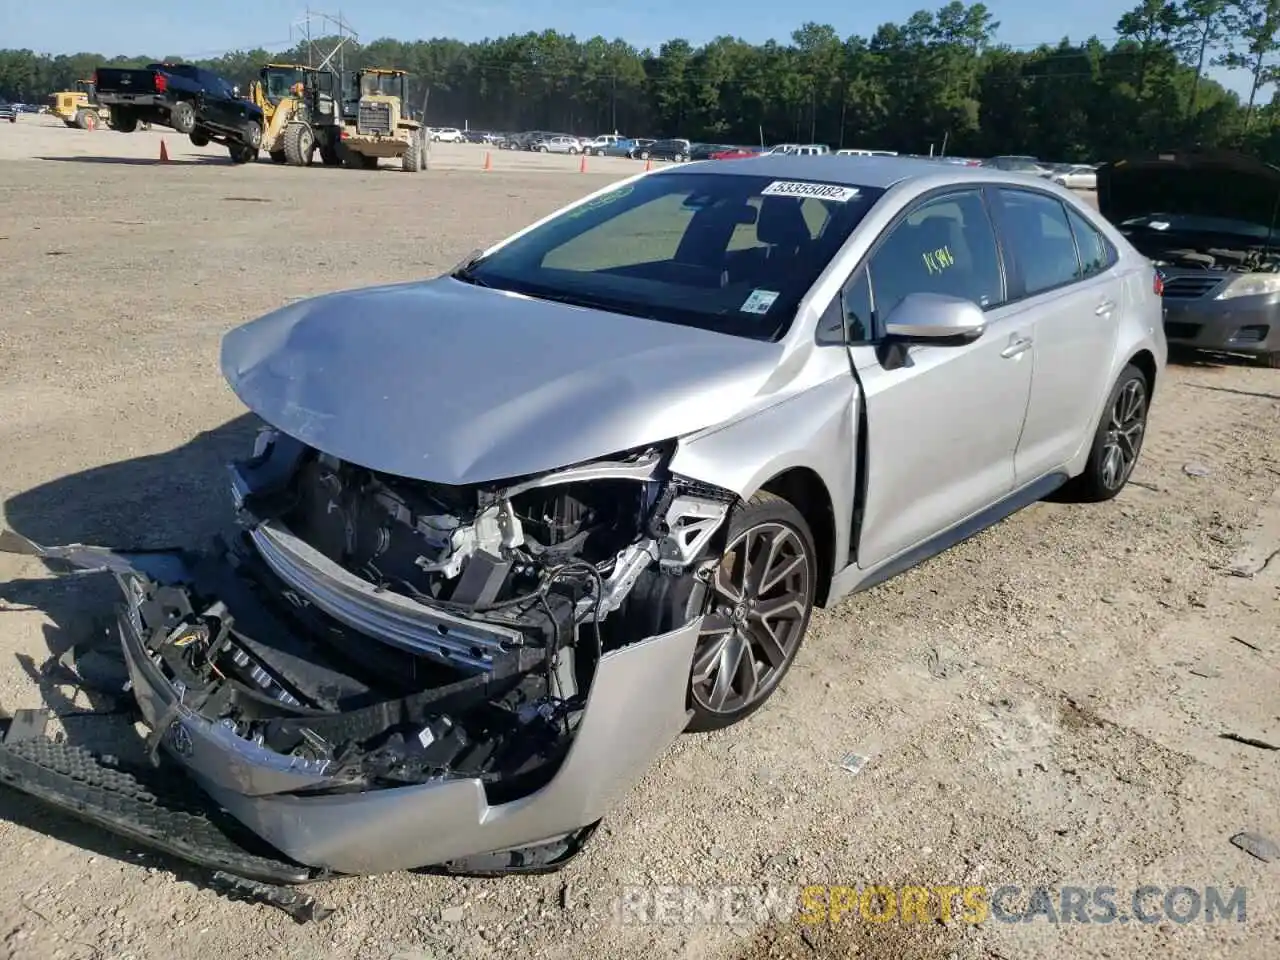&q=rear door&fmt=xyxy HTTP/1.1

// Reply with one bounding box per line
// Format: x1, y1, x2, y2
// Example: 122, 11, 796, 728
844, 186, 1036, 568
989, 187, 1121, 484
